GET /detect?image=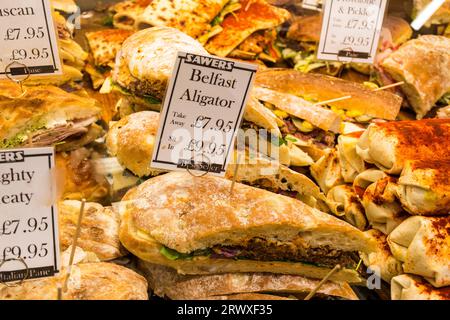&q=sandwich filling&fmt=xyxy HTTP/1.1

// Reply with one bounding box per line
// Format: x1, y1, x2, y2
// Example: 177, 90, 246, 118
160, 237, 357, 268
0, 117, 101, 151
